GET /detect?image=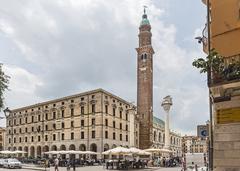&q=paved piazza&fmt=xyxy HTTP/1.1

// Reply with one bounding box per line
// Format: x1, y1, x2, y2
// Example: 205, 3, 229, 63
0, 166, 181, 171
